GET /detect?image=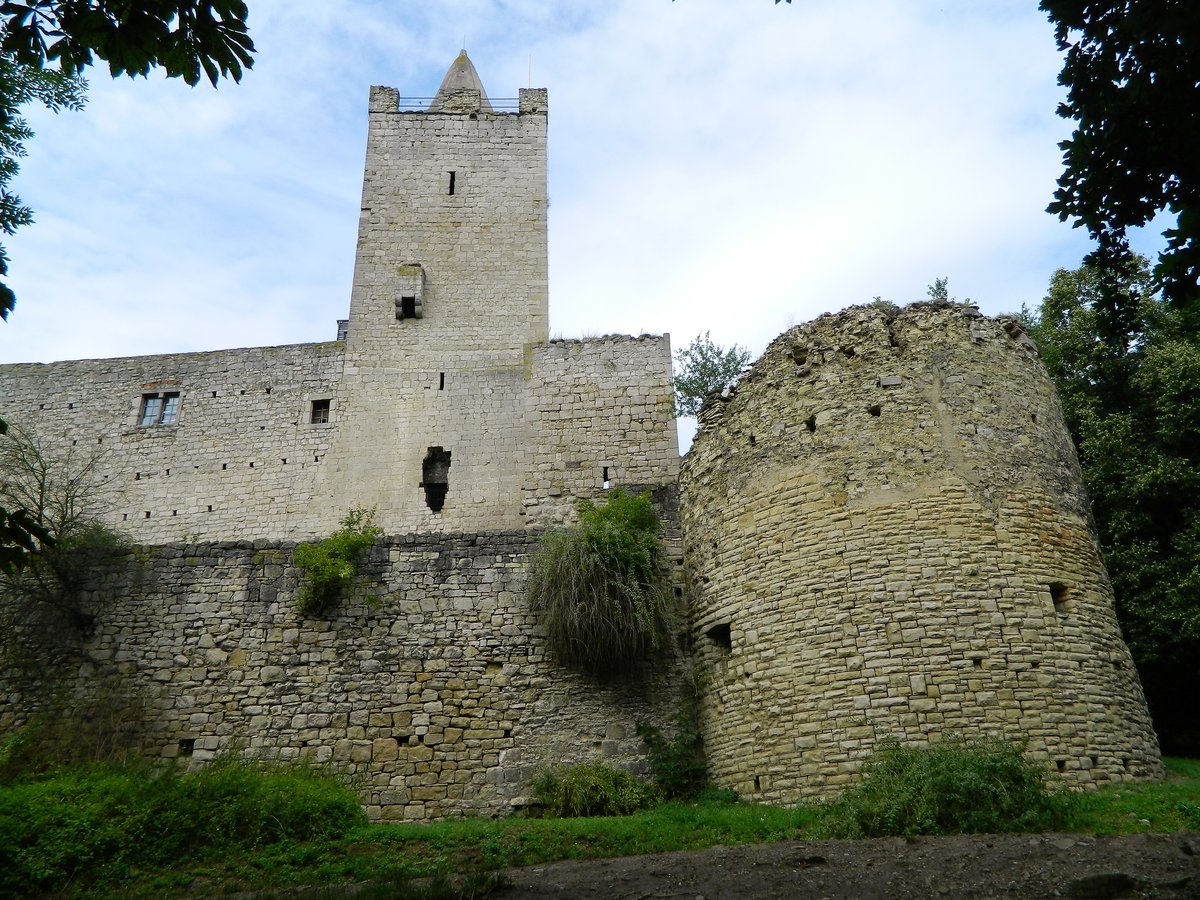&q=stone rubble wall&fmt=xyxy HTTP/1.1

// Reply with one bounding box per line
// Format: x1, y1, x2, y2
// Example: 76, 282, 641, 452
0, 534, 683, 821
680, 302, 1164, 803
